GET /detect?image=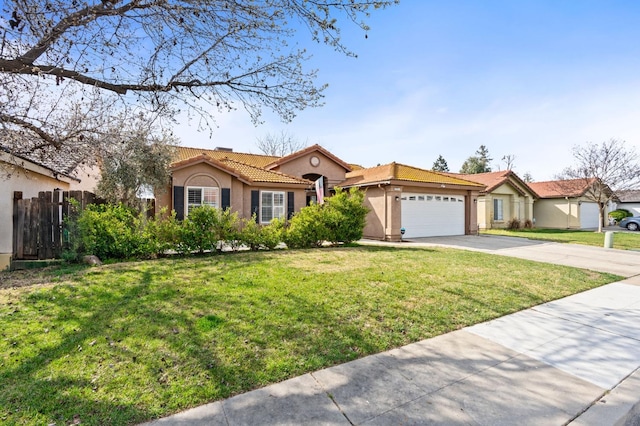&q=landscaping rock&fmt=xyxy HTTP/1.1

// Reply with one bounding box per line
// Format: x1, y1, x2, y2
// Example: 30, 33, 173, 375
82, 255, 102, 266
